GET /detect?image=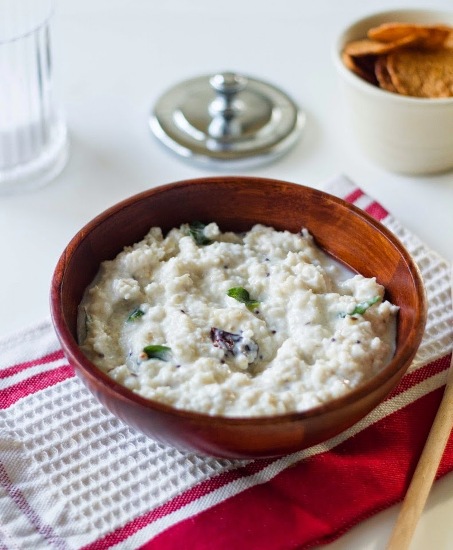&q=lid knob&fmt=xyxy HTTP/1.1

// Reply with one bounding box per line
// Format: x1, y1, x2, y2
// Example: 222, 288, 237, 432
209, 72, 248, 95
208, 73, 248, 139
